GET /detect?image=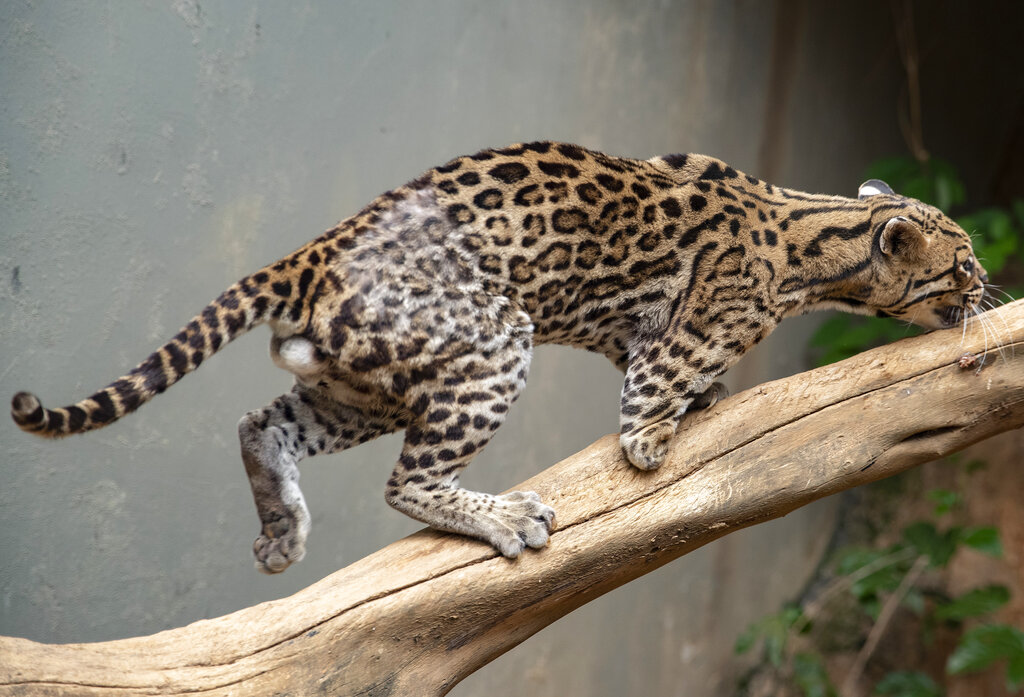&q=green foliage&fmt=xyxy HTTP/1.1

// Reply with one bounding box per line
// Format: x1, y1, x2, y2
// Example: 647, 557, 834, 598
865, 157, 965, 212
810, 155, 1022, 366
902, 522, 959, 568
873, 670, 943, 697
811, 314, 913, 367
926, 489, 961, 516
964, 458, 988, 474
793, 652, 836, 697
935, 585, 1010, 622
959, 525, 1003, 558
958, 206, 1023, 273
898, 522, 1002, 568
734, 480, 1016, 696
735, 605, 804, 667
834, 546, 914, 619
947, 624, 1024, 691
